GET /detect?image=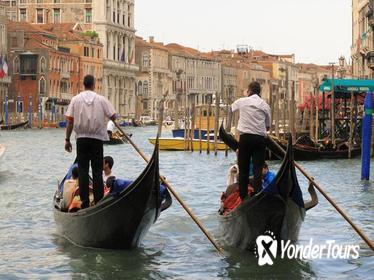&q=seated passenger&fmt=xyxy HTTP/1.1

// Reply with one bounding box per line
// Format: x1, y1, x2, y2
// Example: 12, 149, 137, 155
262, 162, 276, 190
105, 176, 170, 208
103, 156, 115, 184
61, 166, 79, 211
